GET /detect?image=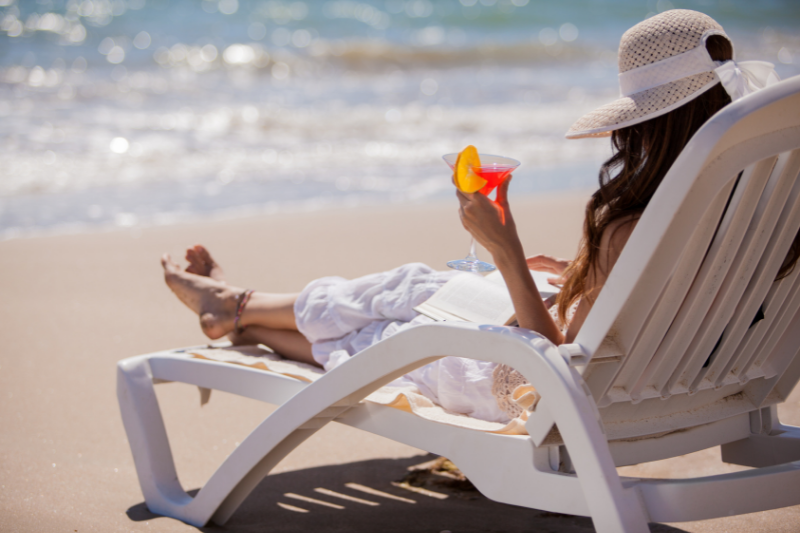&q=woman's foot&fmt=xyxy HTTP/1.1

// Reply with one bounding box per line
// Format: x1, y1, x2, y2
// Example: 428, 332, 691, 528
185, 245, 225, 282
161, 253, 242, 339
